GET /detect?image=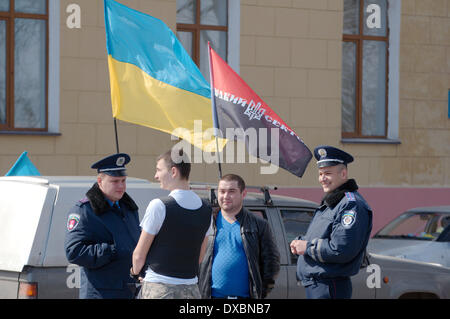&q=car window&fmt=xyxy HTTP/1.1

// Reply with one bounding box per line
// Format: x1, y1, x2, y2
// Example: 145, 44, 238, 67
280, 209, 314, 263
376, 212, 450, 241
